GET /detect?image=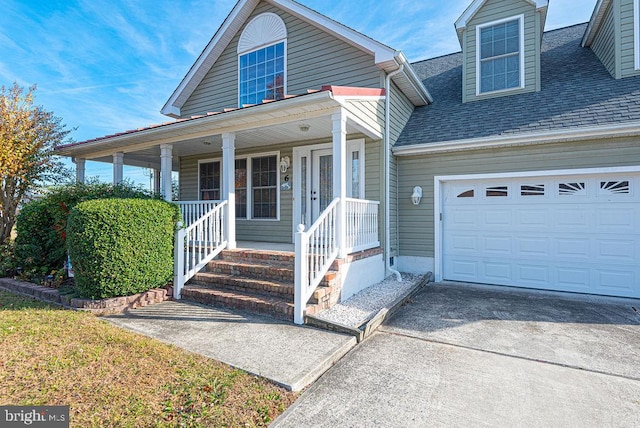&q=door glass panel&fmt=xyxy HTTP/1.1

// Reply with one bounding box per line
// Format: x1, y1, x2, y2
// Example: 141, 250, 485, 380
351, 151, 360, 198
319, 154, 333, 212
300, 156, 307, 224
